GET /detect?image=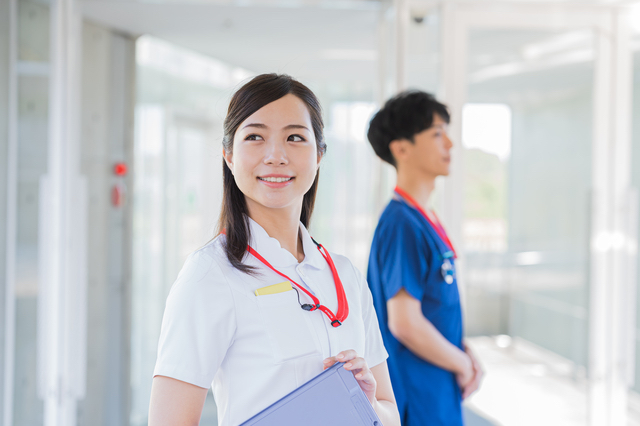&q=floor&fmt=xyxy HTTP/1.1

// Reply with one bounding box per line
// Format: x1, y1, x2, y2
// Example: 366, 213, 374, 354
463, 335, 590, 426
